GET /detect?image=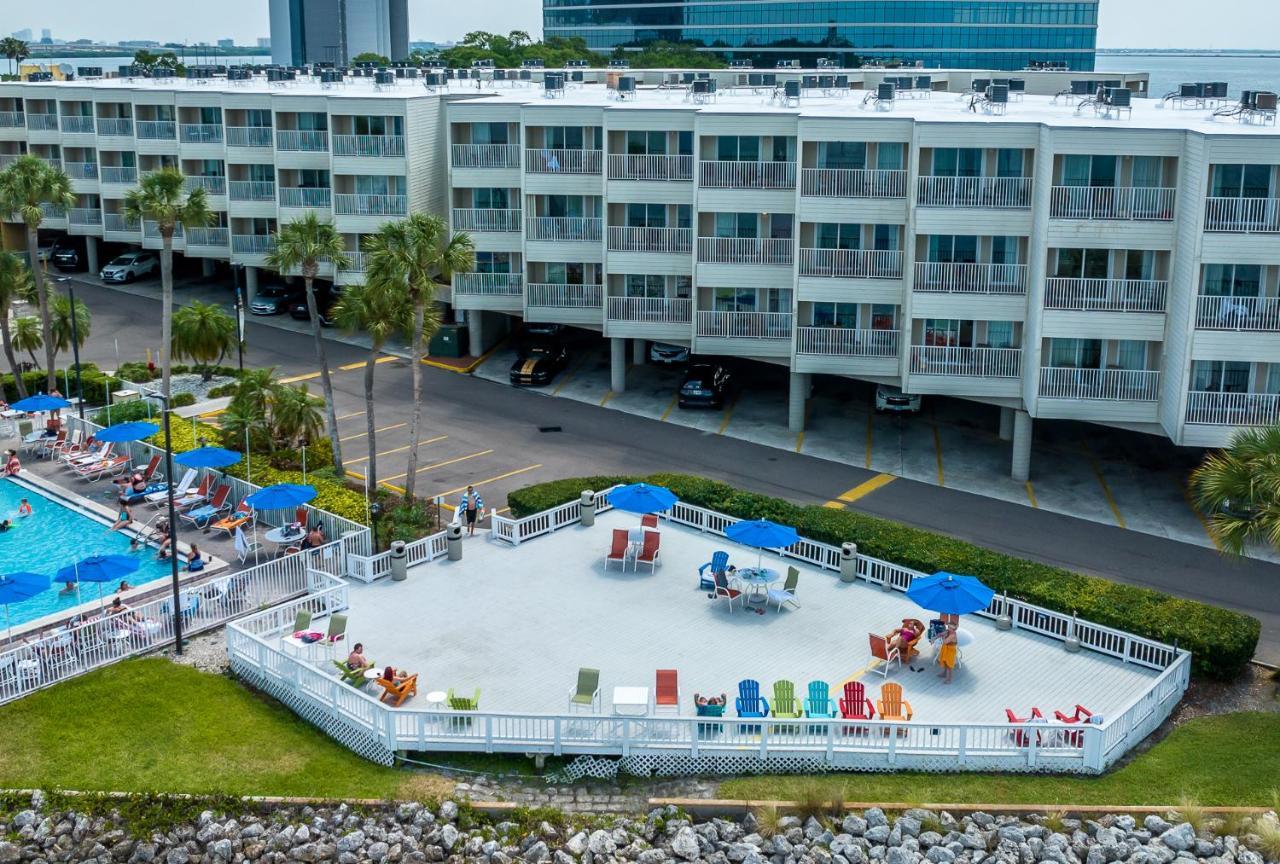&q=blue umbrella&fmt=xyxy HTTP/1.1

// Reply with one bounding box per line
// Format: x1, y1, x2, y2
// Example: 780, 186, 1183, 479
245, 483, 316, 511
175, 447, 242, 469
725, 518, 800, 568
94, 421, 160, 443
906, 571, 995, 616
608, 482, 678, 514
10, 393, 71, 413
0, 572, 49, 643
55, 555, 141, 610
